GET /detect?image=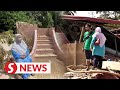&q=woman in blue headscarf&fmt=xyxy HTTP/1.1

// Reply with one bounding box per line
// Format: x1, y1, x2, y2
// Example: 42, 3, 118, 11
11, 34, 33, 79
